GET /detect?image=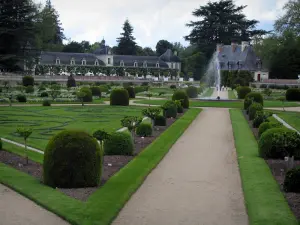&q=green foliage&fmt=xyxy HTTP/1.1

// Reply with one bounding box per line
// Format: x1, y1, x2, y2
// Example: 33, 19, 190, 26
42, 99, 51, 106
80, 87, 93, 102
162, 101, 177, 118
125, 86, 135, 98
115, 19, 137, 55
43, 130, 102, 188
170, 84, 176, 89
16, 94, 27, 102
174, 100, 183, 113
258, 122, 282, 137
263, 88, 272, 96
25, 85, 34, 93
104, 132, 134, 155
258, 128, 300, 159
186, 86, 198, 98
172, 90, 189, 108
284, 167, 300, 193
134, 86, 148, 94
142, 108, 161, 120
237, 86, 251, 99
0, 139, 2, 150
99, 85, 109, 93
244, 92, 264, 110
90, 86, 101, 97
121, 116, 142, 132
93, 130, 110, 142
49, 84, 60, 100
252, 111, 269, 128
154, 115, 166, 126
156, 40, 173, 56
110, 88, 129, 106
136, 123, 152, 137
22, 76, 34, 87
286, 88, 300, 101
248, 103, 263, 120
40, 92, 48, 97
67, 75, 76, 88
